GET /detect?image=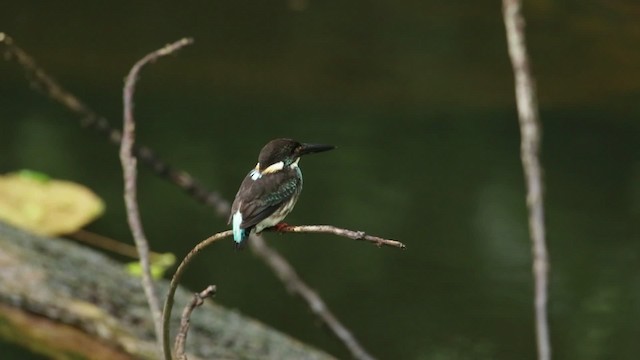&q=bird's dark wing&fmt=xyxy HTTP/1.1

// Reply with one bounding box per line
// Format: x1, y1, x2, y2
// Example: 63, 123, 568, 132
229, 169, 301, 229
